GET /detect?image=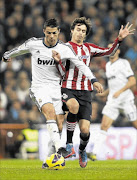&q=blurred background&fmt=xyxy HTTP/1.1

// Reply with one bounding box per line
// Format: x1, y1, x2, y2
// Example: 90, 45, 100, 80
0, 0, 137, 159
